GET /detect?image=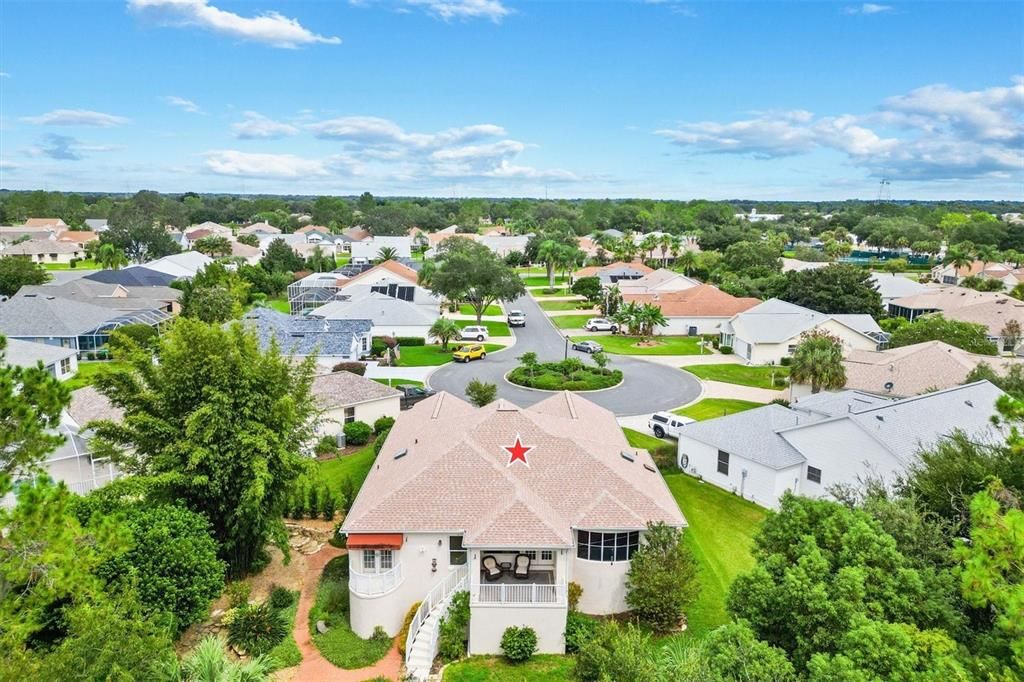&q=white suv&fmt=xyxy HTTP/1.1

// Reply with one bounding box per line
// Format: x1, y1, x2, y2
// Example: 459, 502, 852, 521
584, 318, 618, 332
459, 325, 490, 341
648, 412, 694, 439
